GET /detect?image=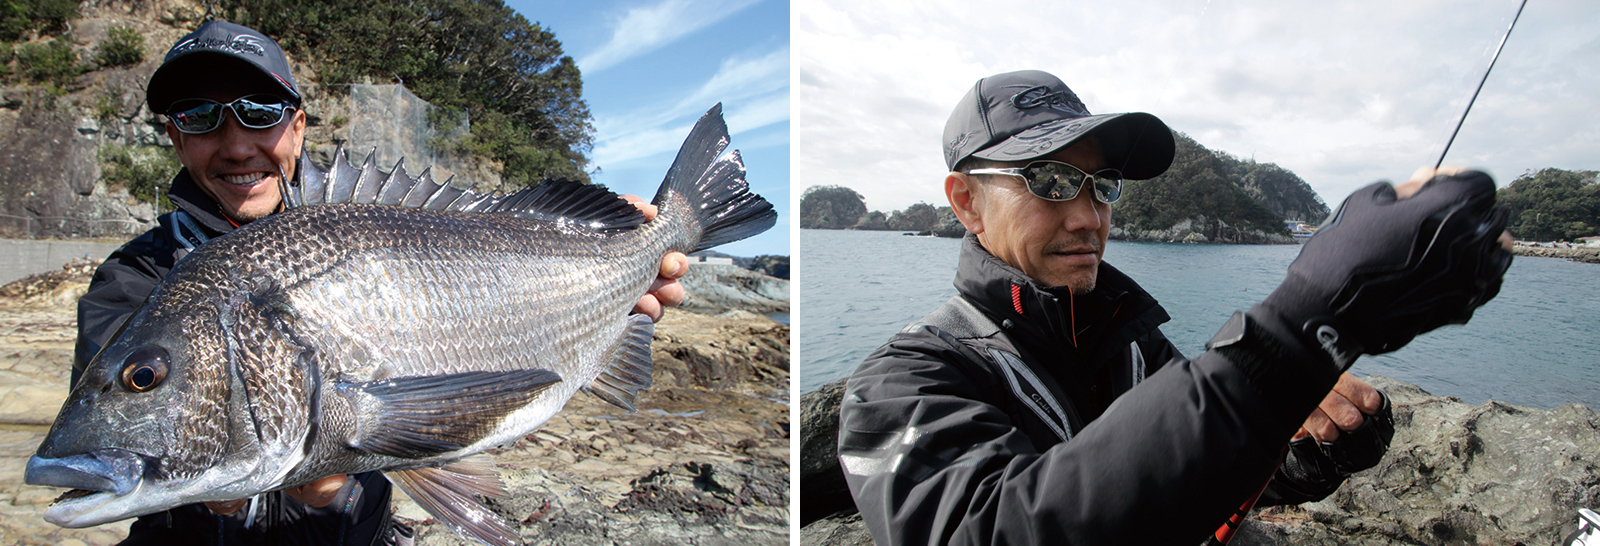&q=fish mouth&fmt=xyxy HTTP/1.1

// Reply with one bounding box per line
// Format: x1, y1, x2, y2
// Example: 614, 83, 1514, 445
26, 449, 150, 527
